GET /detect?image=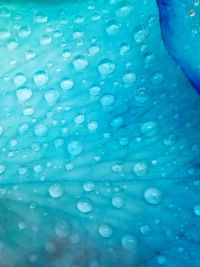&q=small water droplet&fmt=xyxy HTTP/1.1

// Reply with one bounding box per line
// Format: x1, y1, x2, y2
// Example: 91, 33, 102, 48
60, 78, 74, 90
144, 187, 162, 205
77, 198, 93, 213
44, 90, 60, 105
98, 223, 114, 238
140, 121, 159, 137
67, 140, 83, 156
49, 184, 64, 198
16, 87, 32, 102
72, 55, 88, 70
194, 205, 200, 216
112, 196, 124, 208
34, 123, 48, 137
100, 94, 115, 106
133, 162, 148, 177
121, 235, 138, 250
83, 181, 95, 192
33, 70, 49, 87
98, 59, 116, 76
